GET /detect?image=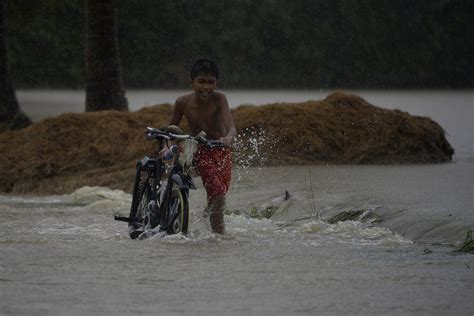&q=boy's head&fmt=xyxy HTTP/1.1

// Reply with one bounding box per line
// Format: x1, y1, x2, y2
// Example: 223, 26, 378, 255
189, 58, 219, 81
